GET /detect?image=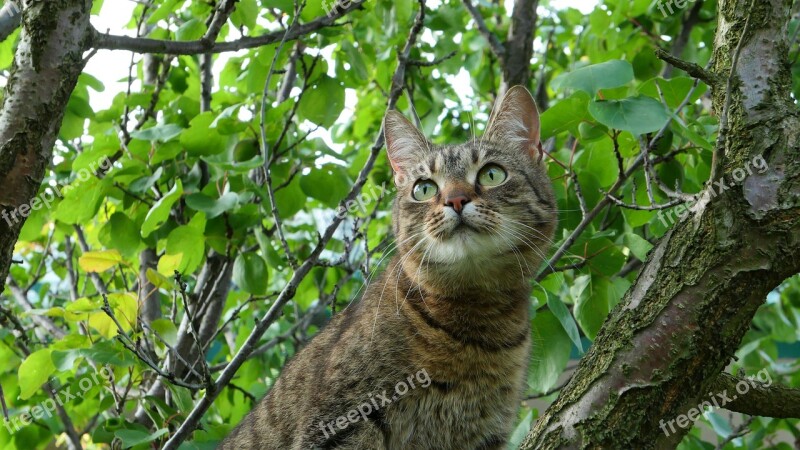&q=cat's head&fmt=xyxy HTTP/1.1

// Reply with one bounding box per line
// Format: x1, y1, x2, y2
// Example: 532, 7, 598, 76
383, 86, 557, 293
